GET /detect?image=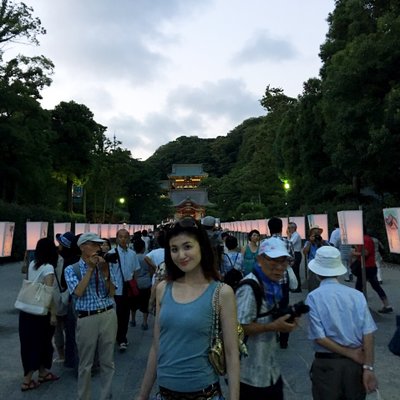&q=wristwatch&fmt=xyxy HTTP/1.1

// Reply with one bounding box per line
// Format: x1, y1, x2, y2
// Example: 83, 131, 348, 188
363, 364, 374, 371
